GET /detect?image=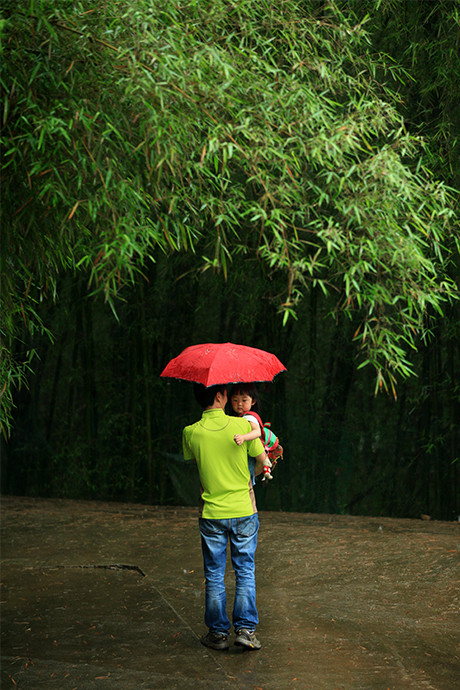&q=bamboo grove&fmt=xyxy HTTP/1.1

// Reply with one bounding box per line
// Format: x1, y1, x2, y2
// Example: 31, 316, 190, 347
1, 0, 459, 518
